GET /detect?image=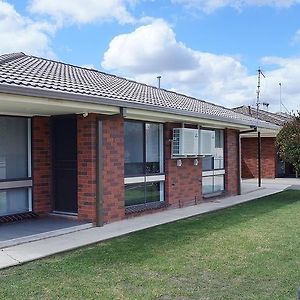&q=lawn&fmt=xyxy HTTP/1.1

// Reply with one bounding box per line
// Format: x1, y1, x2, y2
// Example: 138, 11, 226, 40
0, 190, 300, 300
